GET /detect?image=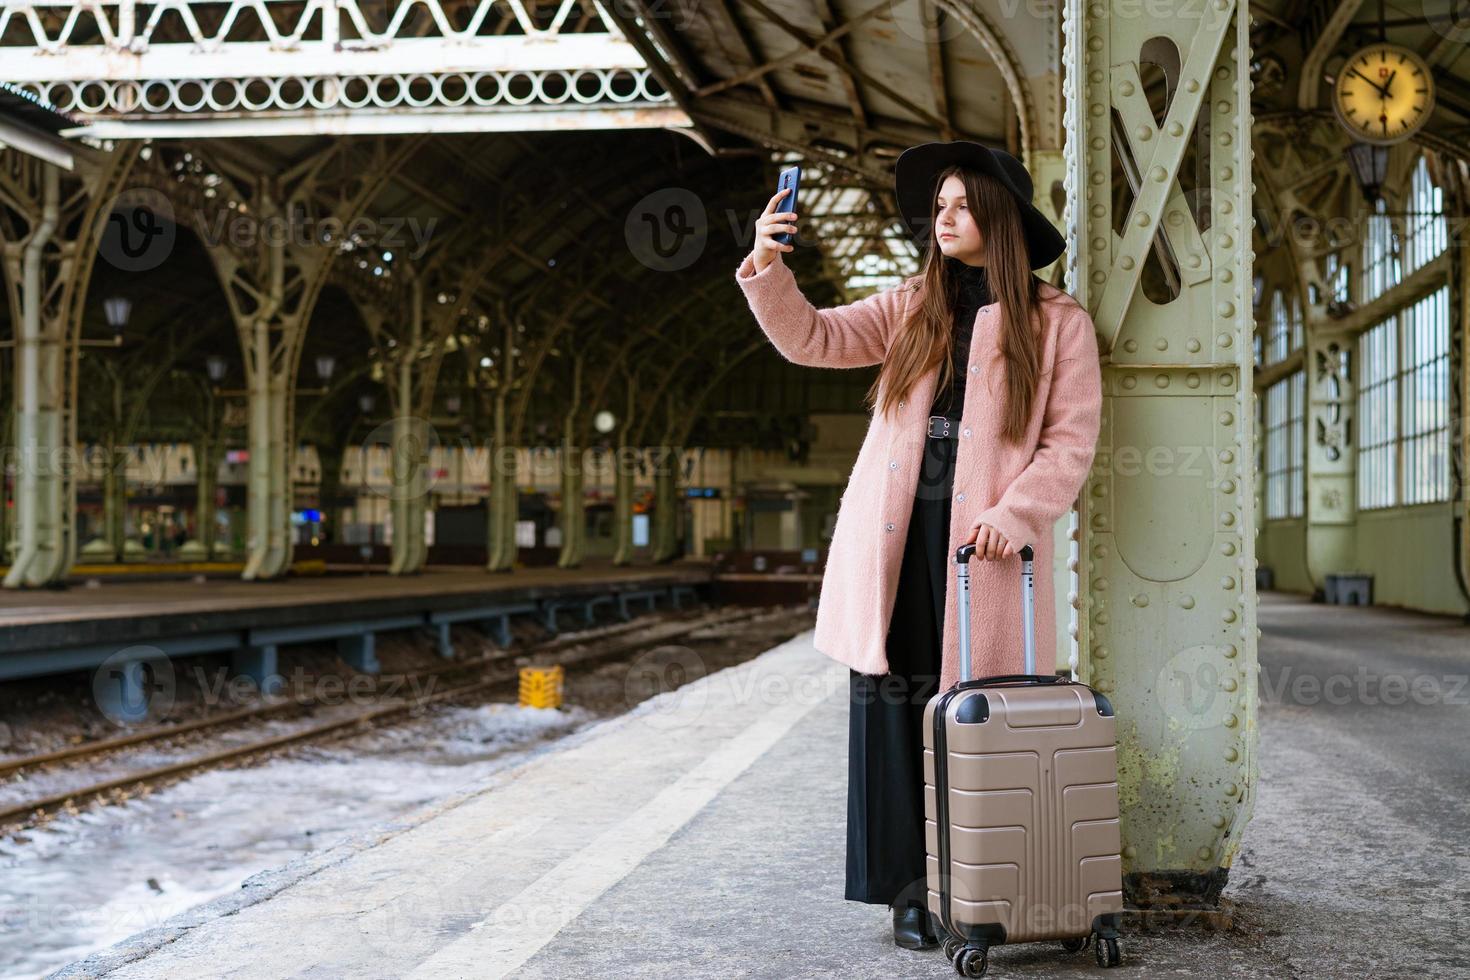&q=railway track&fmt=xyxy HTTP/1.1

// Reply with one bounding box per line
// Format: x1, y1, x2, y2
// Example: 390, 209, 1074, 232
0, 607, 726, 780
0, 604, 794, 831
